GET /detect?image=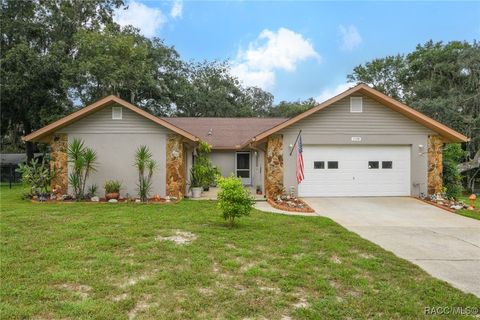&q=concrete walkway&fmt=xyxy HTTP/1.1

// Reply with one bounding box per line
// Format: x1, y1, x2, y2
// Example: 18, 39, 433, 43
303, 197, 480, 297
